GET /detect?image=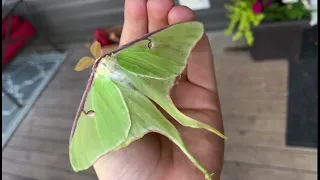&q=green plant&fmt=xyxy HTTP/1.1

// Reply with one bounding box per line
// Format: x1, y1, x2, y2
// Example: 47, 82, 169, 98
263, 1, 310, 21
224, 0, 311, 46
224, 0, 264, 46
